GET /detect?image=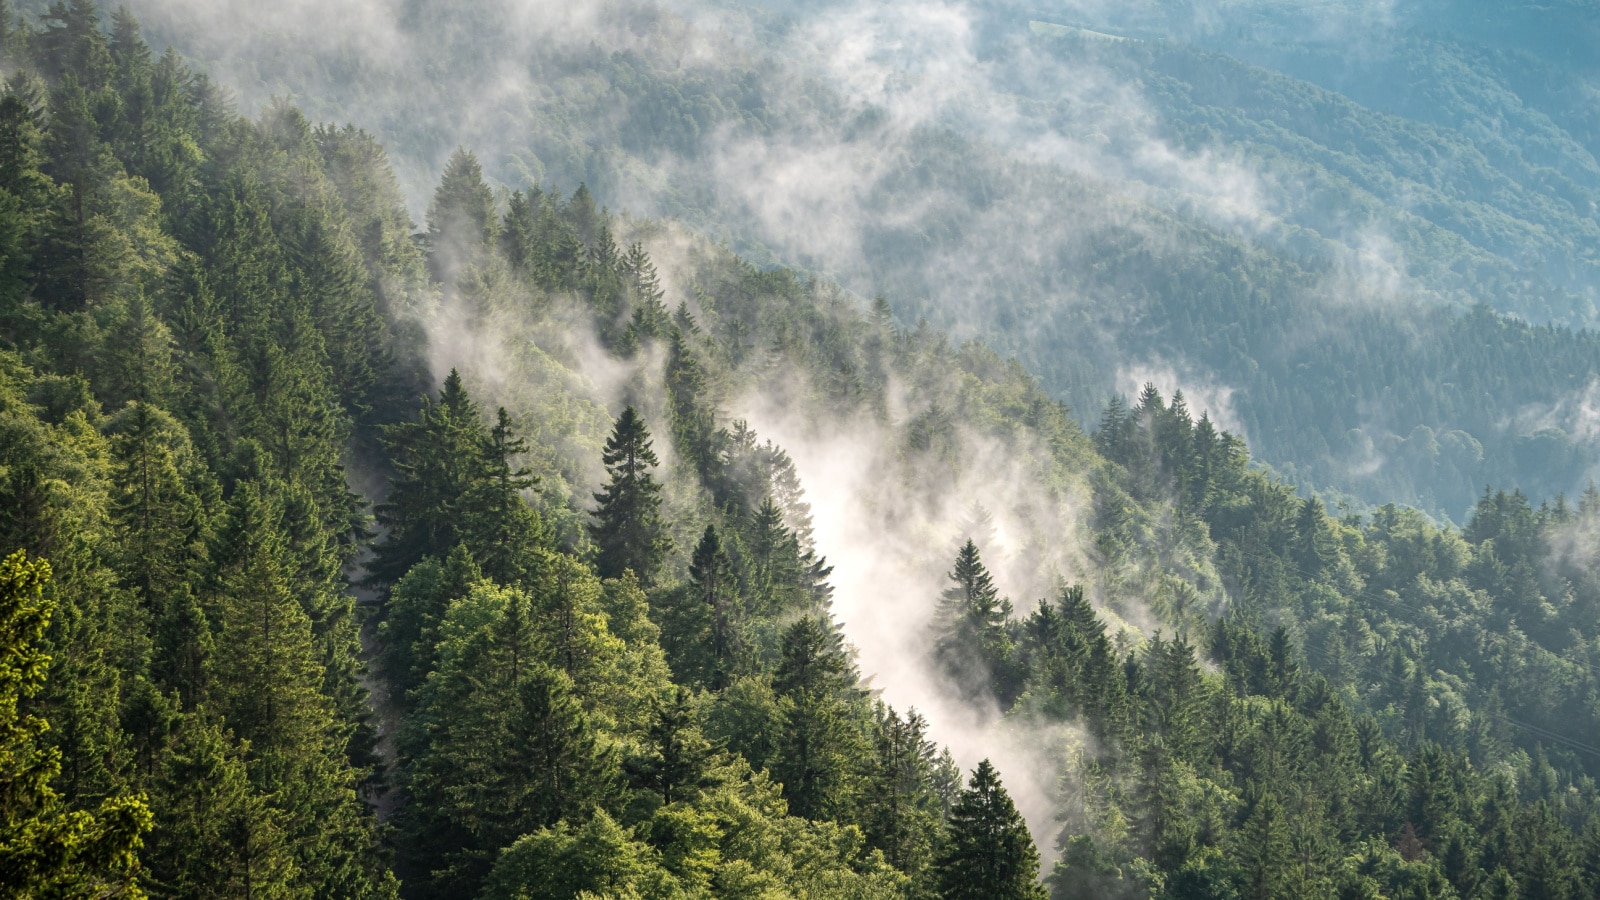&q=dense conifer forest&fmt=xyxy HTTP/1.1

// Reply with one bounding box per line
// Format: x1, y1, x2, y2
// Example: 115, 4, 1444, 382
2, 4, 1599, 899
